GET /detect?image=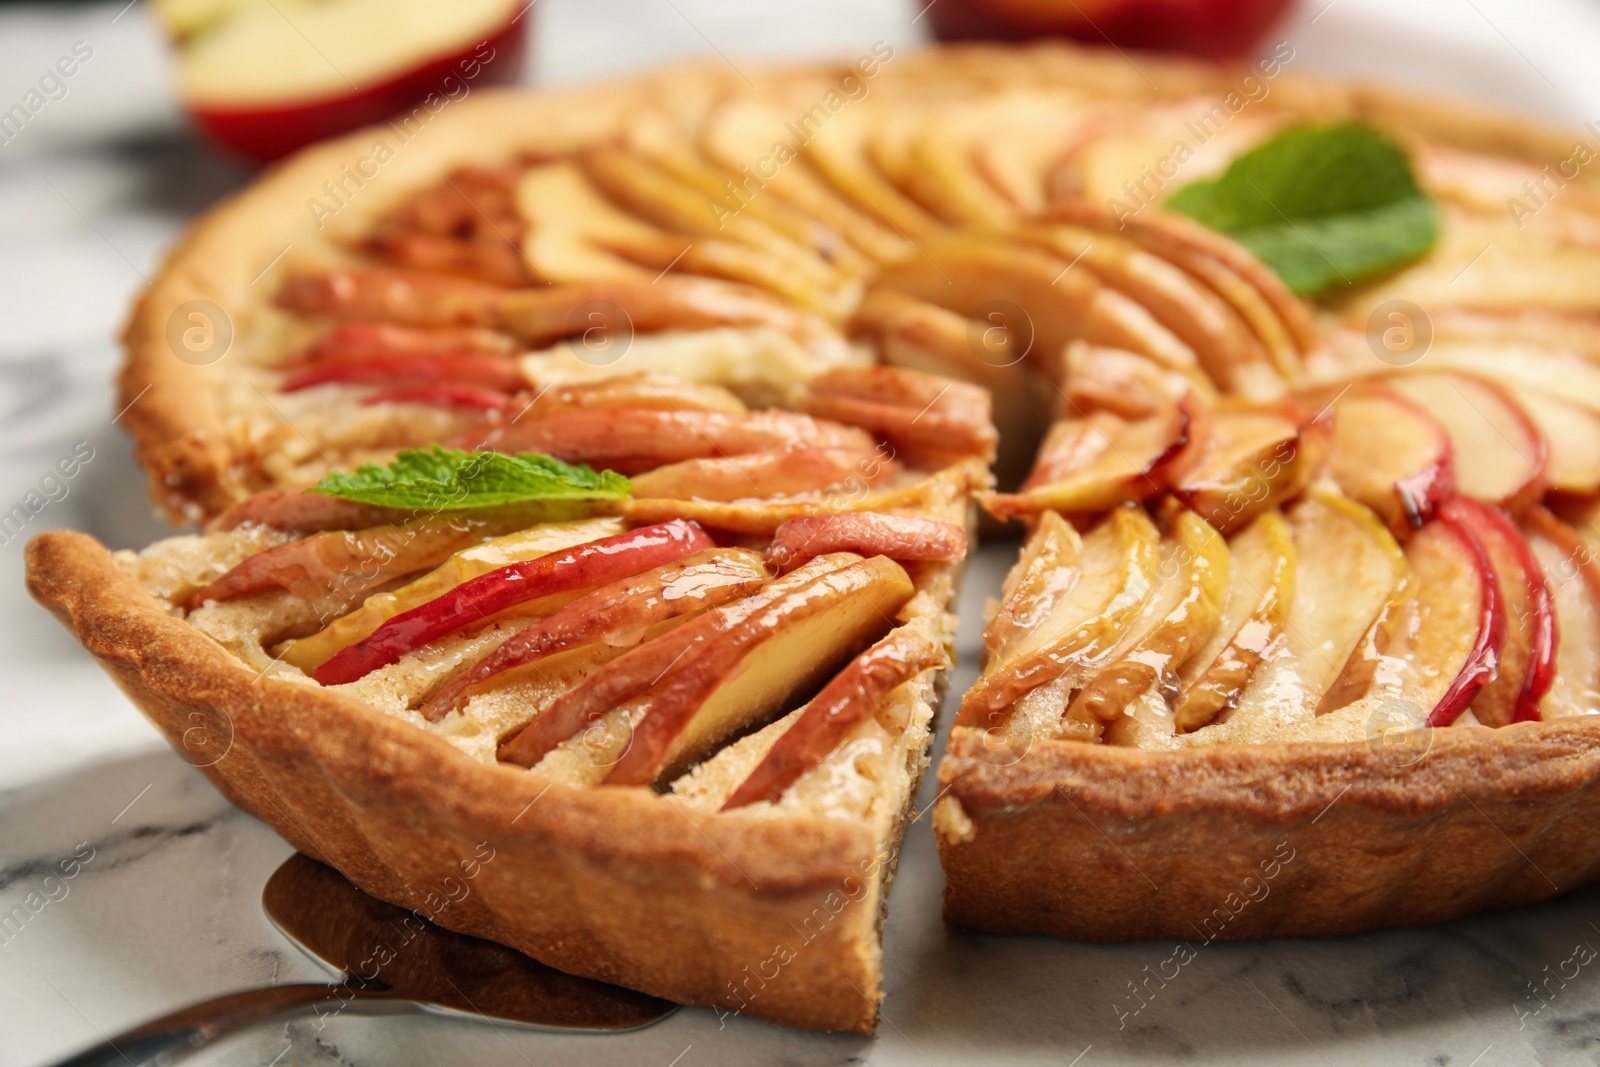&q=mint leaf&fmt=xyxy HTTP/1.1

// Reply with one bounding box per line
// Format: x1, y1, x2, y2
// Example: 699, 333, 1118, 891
309, 447, 631, 511
1165, 122, 1437, 297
